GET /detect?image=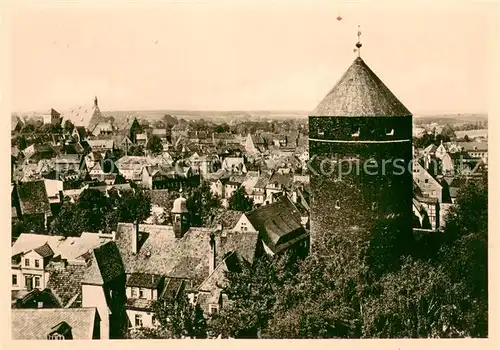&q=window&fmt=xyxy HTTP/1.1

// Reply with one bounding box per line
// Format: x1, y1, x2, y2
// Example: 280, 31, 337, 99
12, 274, 17, 286
25, 259, 30, 267
139, 289, 145, 299
425, 179, 429, 183
35, 260, 40, 268
34, 276, 40, 288
135, 314, 143, 328
47, 334, 65, 340
131, 288, 138, 298
209, 305, 219, 315
335, 200, 340, 210
37, 301, 44, 308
